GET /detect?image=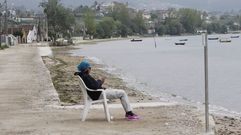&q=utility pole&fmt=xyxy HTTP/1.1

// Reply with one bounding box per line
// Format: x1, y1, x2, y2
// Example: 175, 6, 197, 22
46, 0, 49, 41
0, 2, 2, 46
45, 15, 48, 41
0, 3, 2, 33
3, 0, 7, 34
153, 34, 157, 48
203, 32, 209, 133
